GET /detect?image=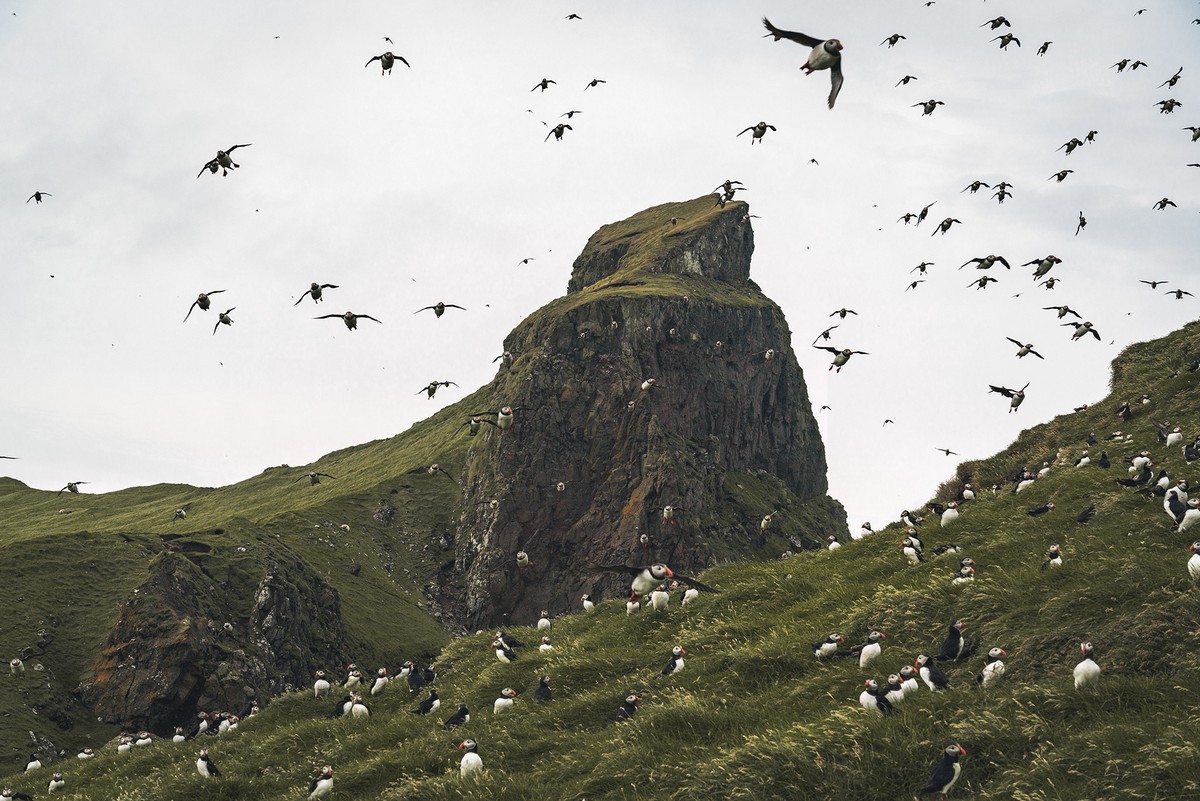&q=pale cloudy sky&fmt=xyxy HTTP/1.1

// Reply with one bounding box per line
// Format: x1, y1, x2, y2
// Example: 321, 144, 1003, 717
2, 1, 1198, 528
